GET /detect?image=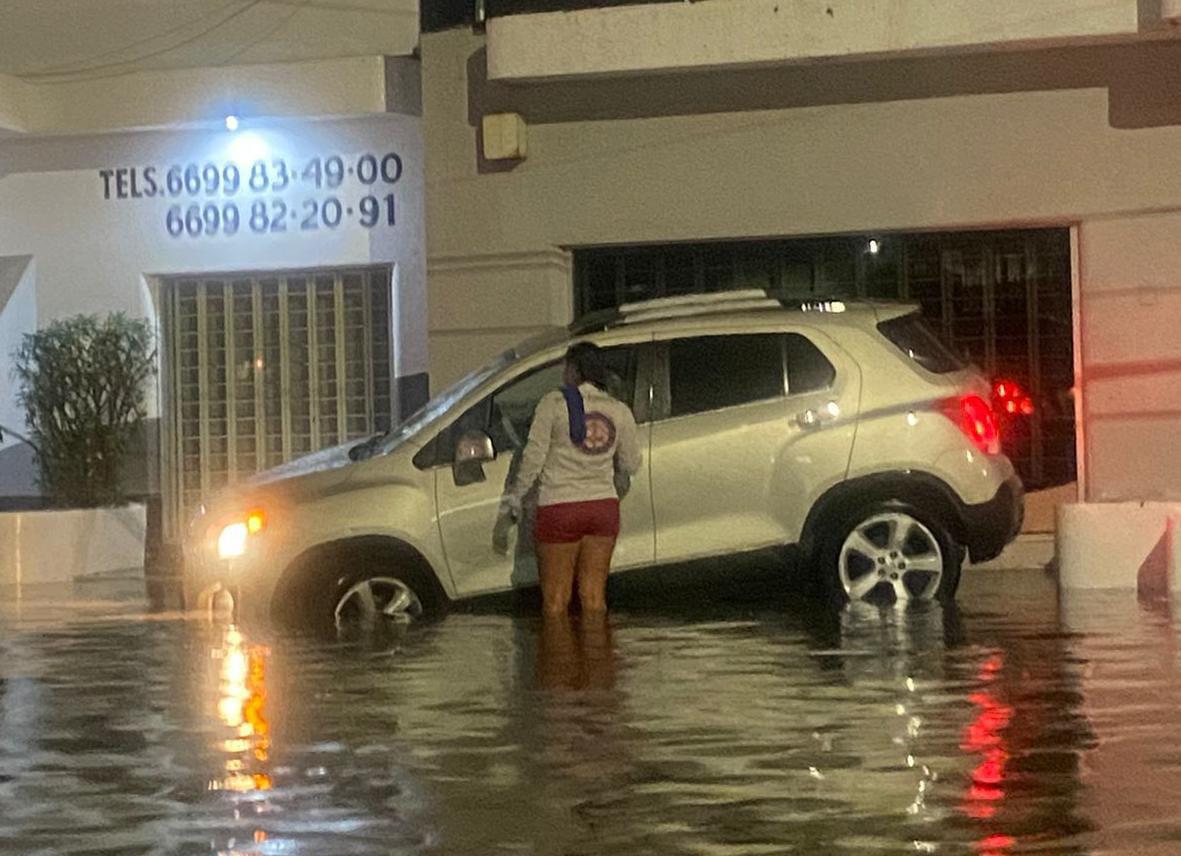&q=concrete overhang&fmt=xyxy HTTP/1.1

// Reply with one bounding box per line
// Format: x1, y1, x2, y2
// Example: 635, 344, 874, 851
488, 0, 1162, 82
